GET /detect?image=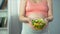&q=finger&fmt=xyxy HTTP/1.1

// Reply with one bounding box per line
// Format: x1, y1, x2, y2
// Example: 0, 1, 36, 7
45, 18, 49, 23
28, 21, 35, 30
